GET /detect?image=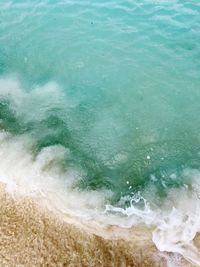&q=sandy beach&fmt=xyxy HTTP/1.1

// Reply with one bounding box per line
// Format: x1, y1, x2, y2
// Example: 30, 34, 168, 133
1, 183, 197, 267
1, 1, 200, 266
